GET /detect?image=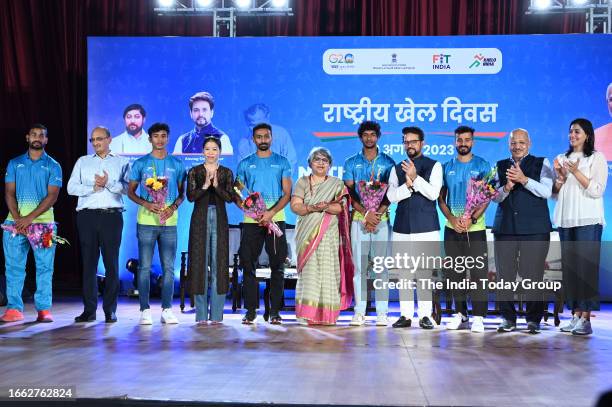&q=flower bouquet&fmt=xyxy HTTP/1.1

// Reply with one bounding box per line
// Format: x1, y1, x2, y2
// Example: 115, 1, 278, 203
234, 179, 283, 237
461, 167, 499, 243
1, 223, 69, 249
357, 176, 388, 231
144, 176, 171, 224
